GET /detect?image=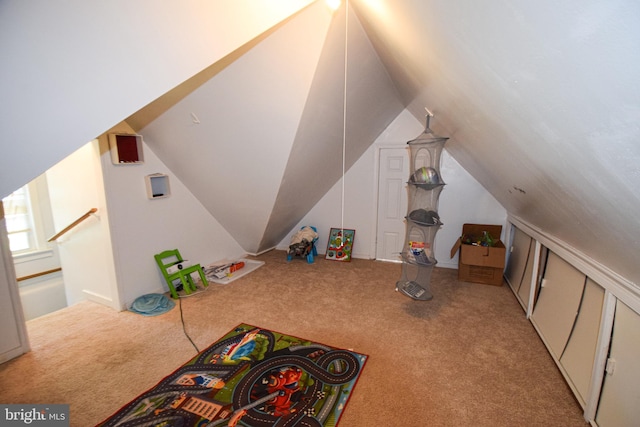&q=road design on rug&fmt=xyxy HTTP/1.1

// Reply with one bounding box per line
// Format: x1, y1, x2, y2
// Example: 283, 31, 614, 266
98, 324, 367, 427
